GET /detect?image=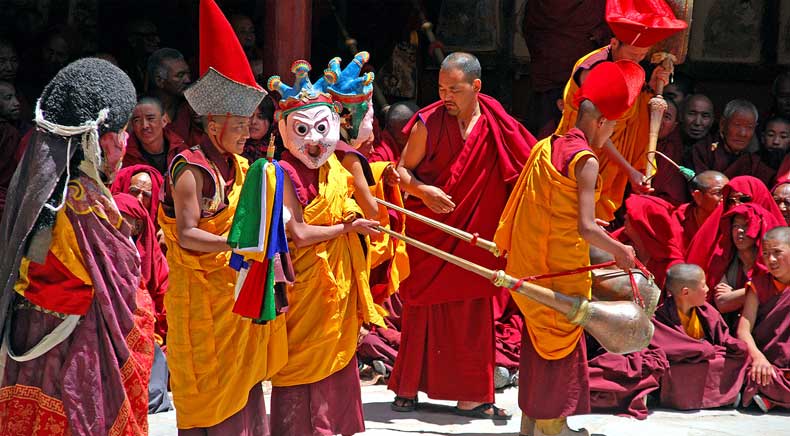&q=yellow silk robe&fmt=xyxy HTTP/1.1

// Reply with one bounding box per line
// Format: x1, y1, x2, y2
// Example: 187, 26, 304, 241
159, 155, 288, 429
555, 46, 652, 221
272, 154, 385, 387
494, 135, 600, 360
